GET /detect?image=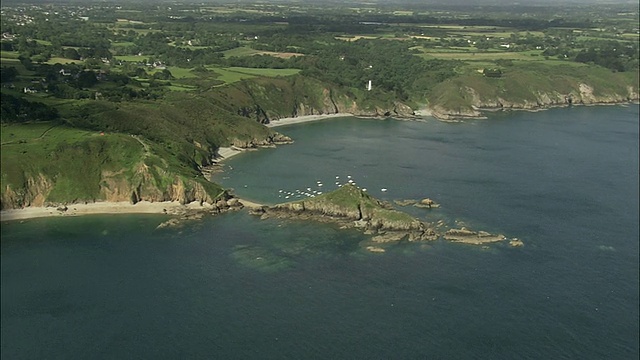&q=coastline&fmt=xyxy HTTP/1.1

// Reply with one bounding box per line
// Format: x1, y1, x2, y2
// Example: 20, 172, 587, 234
0, 200, 215, 222
214, 146, 246, 162
264, 113, 353, 127
213, 113, 354, 162
0, 197, 266, 222
432, 100, 639, 121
